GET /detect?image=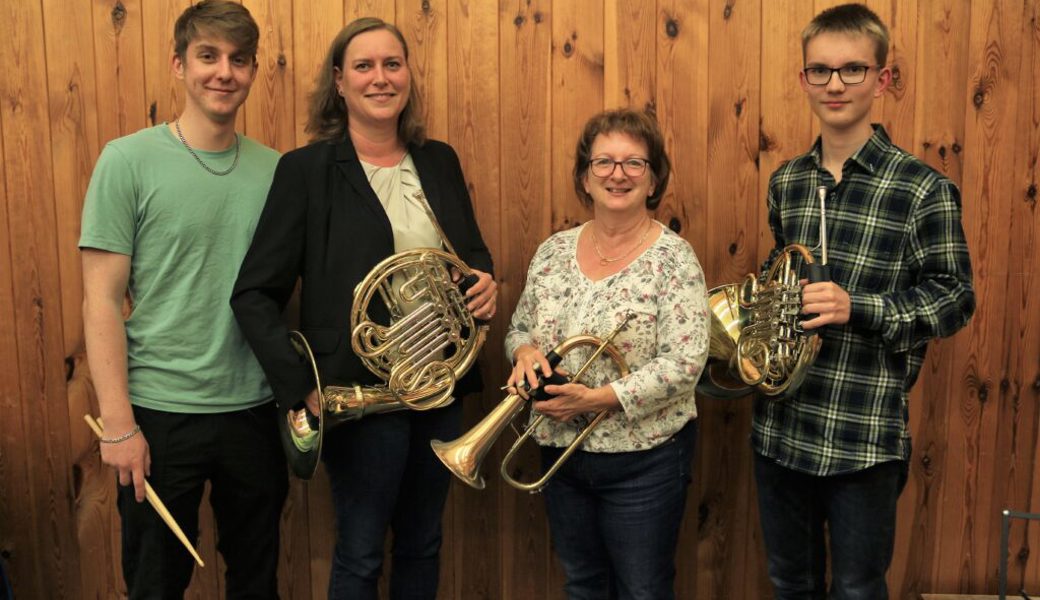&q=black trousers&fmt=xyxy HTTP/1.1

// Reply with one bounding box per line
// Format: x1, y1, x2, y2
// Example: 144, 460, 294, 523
117, 402, 289, 600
